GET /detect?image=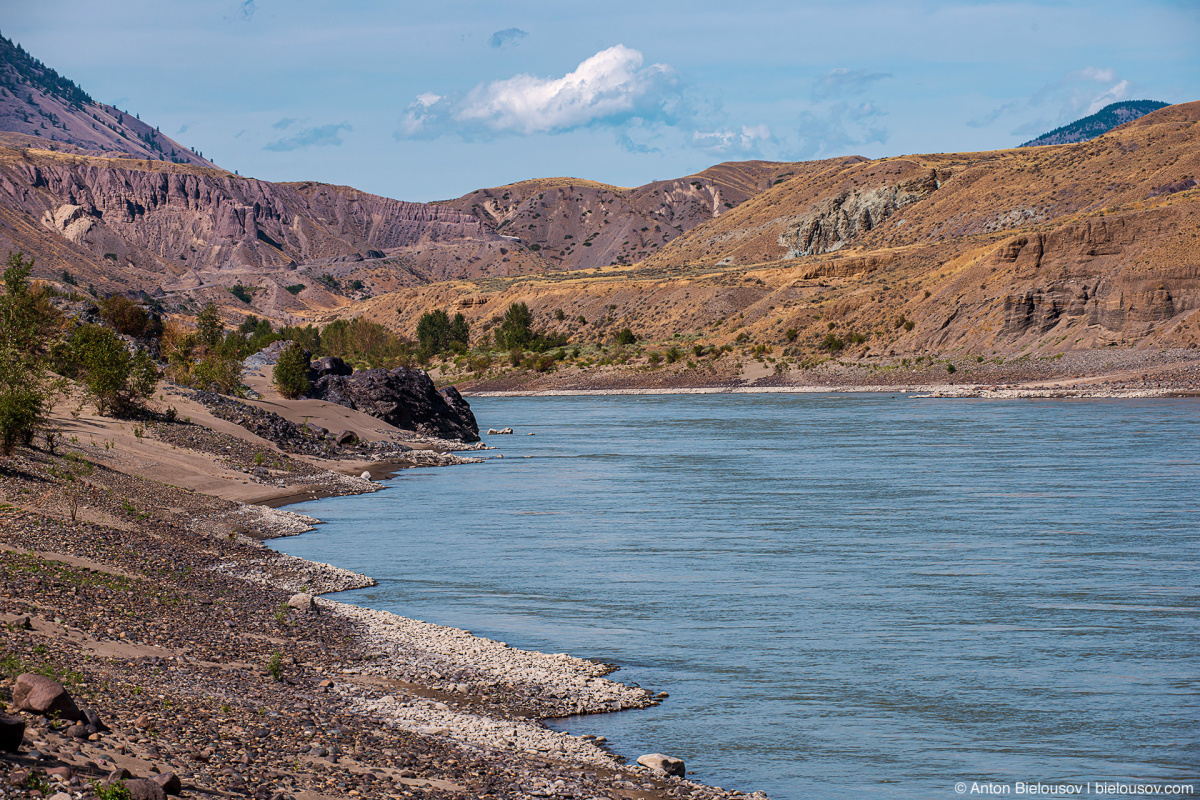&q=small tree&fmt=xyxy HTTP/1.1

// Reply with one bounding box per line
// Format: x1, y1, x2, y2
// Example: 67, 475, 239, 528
197, 302, 223, 349
273, 343, 311, 399
494, 302, 533, 350
0, 252, 61, 454
416, 309, 451, 354
98, 295, 149, 337
55, 324, 157, 416
449, 312, 469, 351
